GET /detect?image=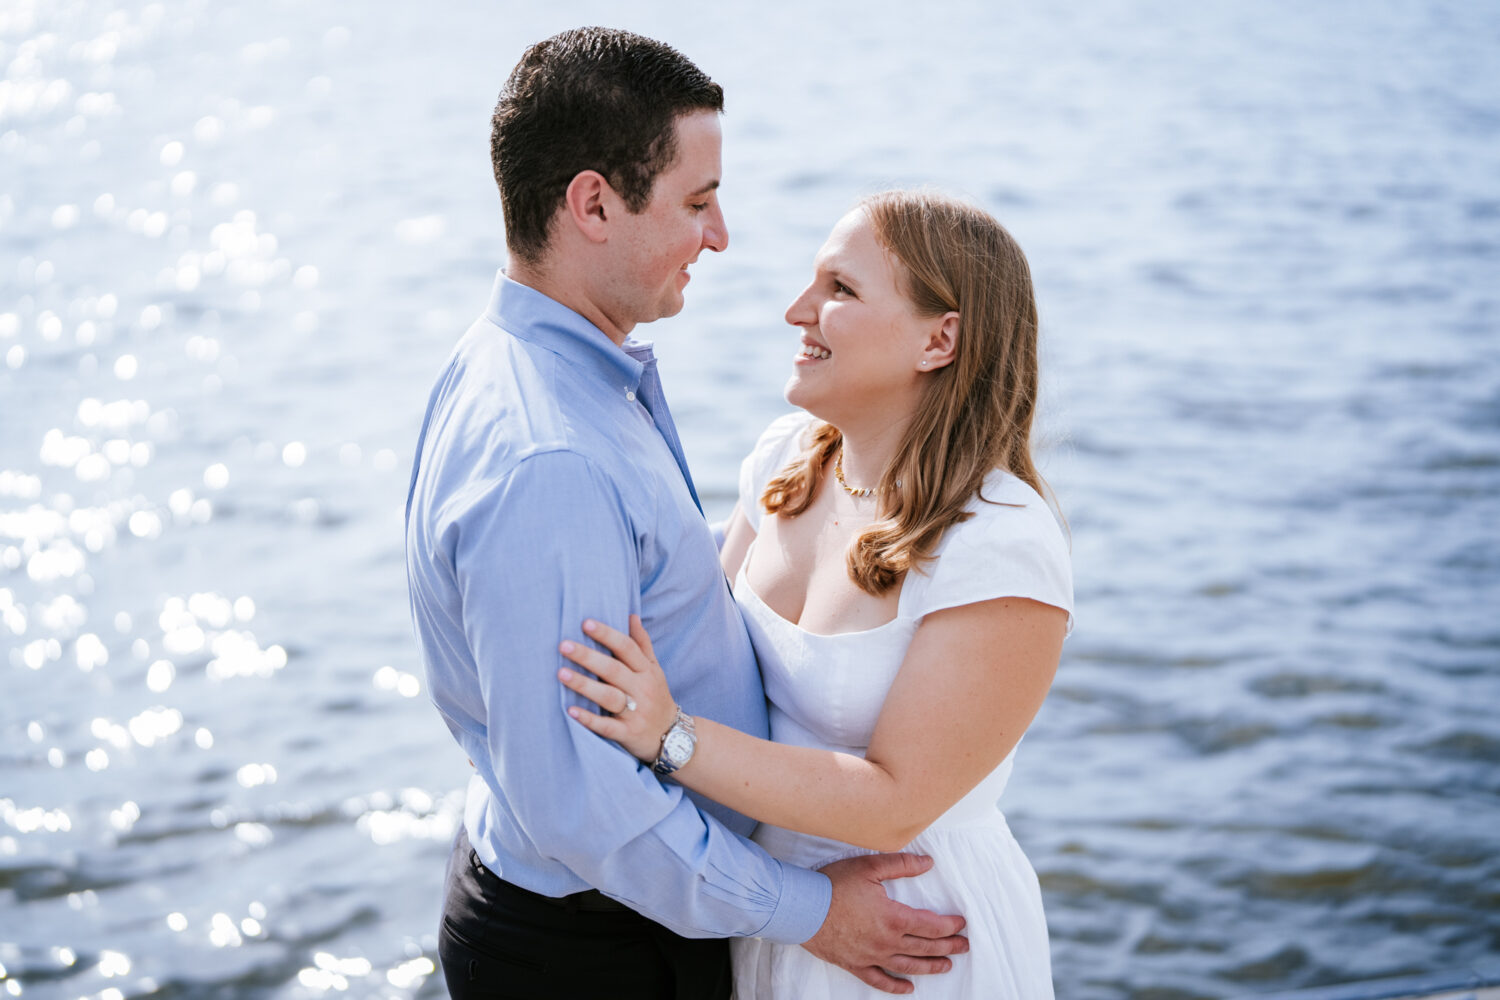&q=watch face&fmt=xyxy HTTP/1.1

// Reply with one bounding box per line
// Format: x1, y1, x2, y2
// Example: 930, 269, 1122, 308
663, 729, 694, 764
